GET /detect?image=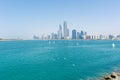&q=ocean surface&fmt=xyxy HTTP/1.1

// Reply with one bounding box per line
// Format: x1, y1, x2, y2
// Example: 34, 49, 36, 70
0, 40, 120, 80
